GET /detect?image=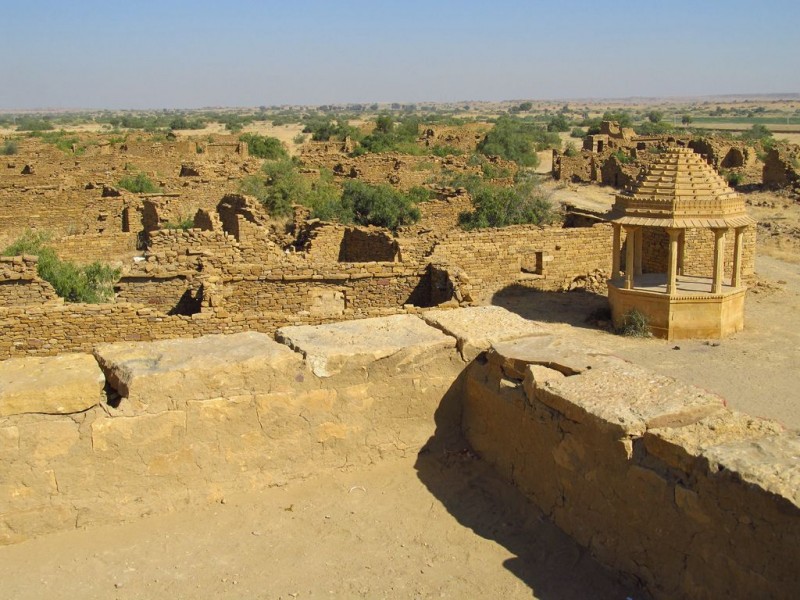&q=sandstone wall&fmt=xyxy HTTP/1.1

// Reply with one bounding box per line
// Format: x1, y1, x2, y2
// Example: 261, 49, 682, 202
0, 323, 465, 544
0, 256, 60, 306
53, 232, 140, 265
429, 224, 613, 300
462, 334, 799, 600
